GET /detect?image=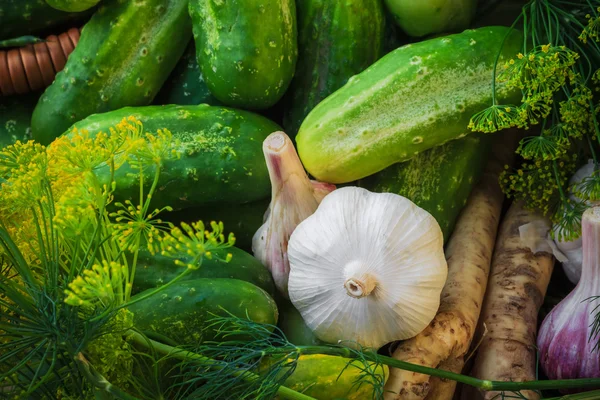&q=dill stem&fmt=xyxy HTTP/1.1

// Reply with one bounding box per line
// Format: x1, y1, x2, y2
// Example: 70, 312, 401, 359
294, 346, 600, 392
128, 332, 317, 400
